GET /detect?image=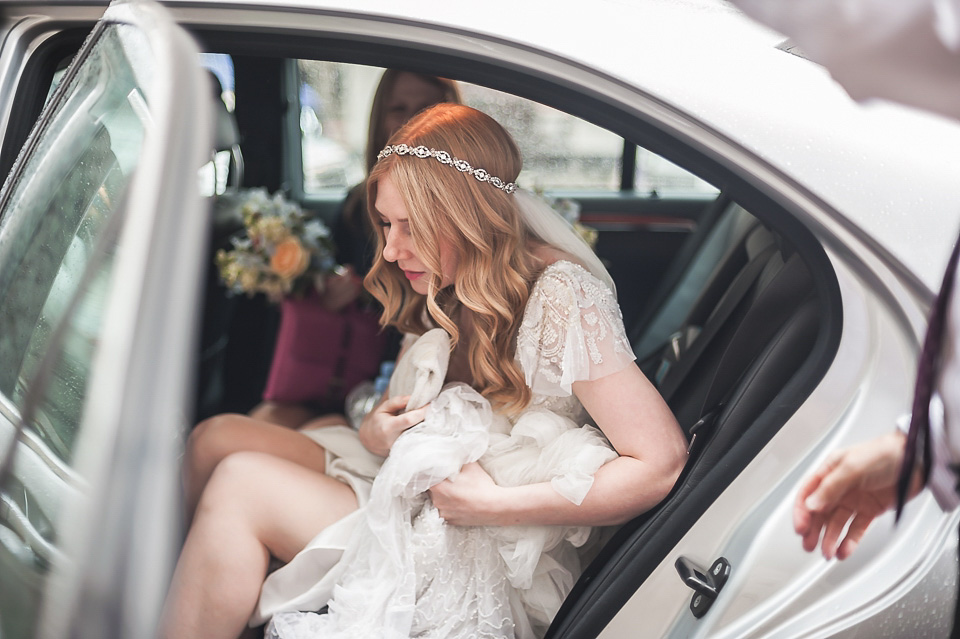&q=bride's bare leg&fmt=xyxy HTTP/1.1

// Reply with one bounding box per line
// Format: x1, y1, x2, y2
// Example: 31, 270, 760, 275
161, 451, 358, 639
183, 415, 330, 516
